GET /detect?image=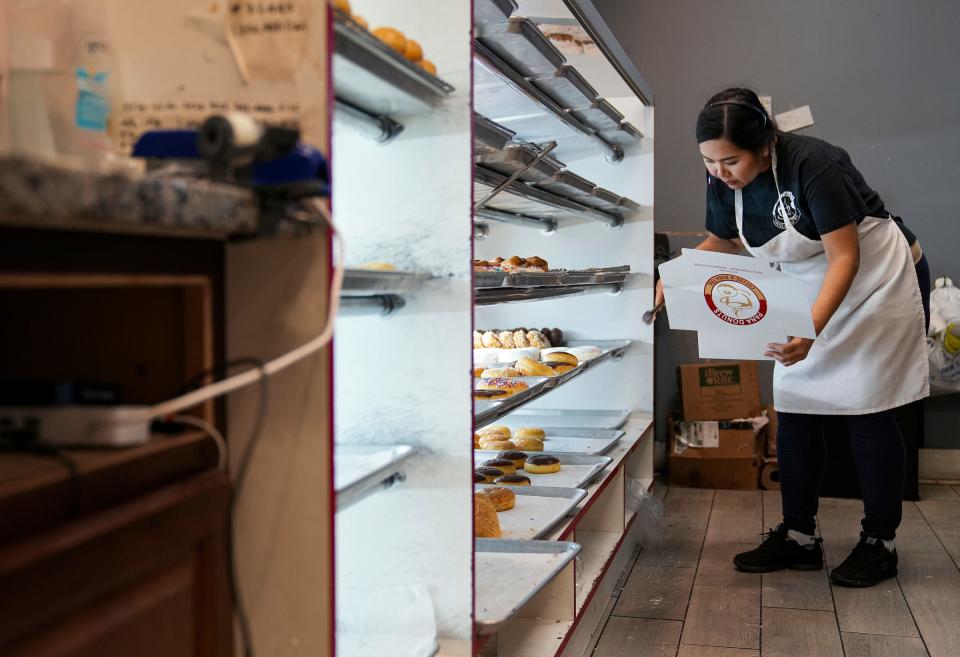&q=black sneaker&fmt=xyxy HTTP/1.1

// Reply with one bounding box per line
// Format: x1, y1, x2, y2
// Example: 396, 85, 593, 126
830, 537, 898, 587
733, 525, 824, 573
